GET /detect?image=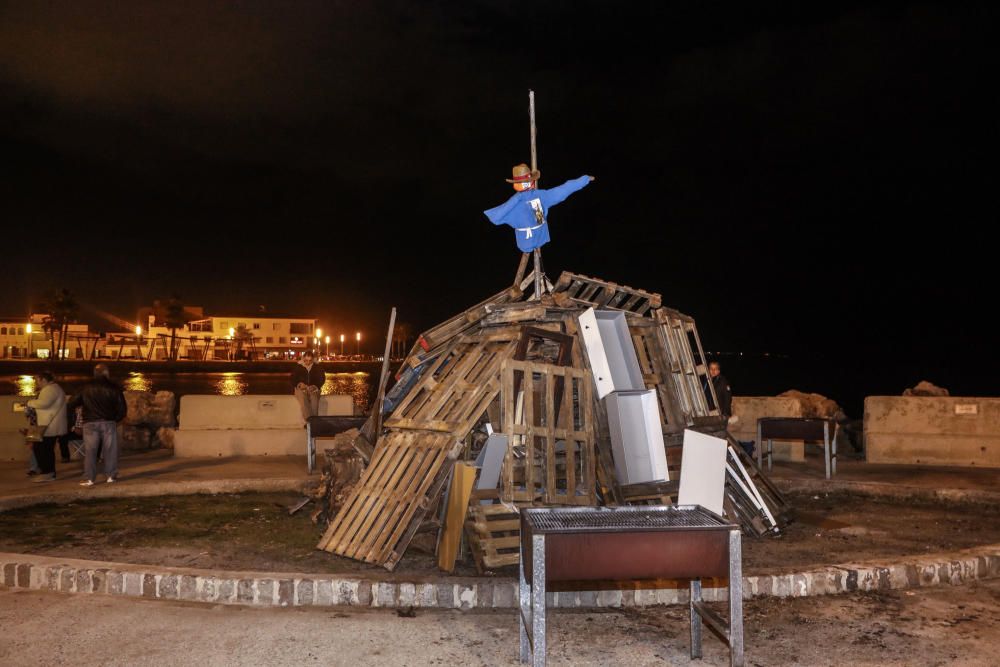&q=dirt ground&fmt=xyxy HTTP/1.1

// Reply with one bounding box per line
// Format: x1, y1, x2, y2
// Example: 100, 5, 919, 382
1, 491, 998, 576
3, 579, 1000, 666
